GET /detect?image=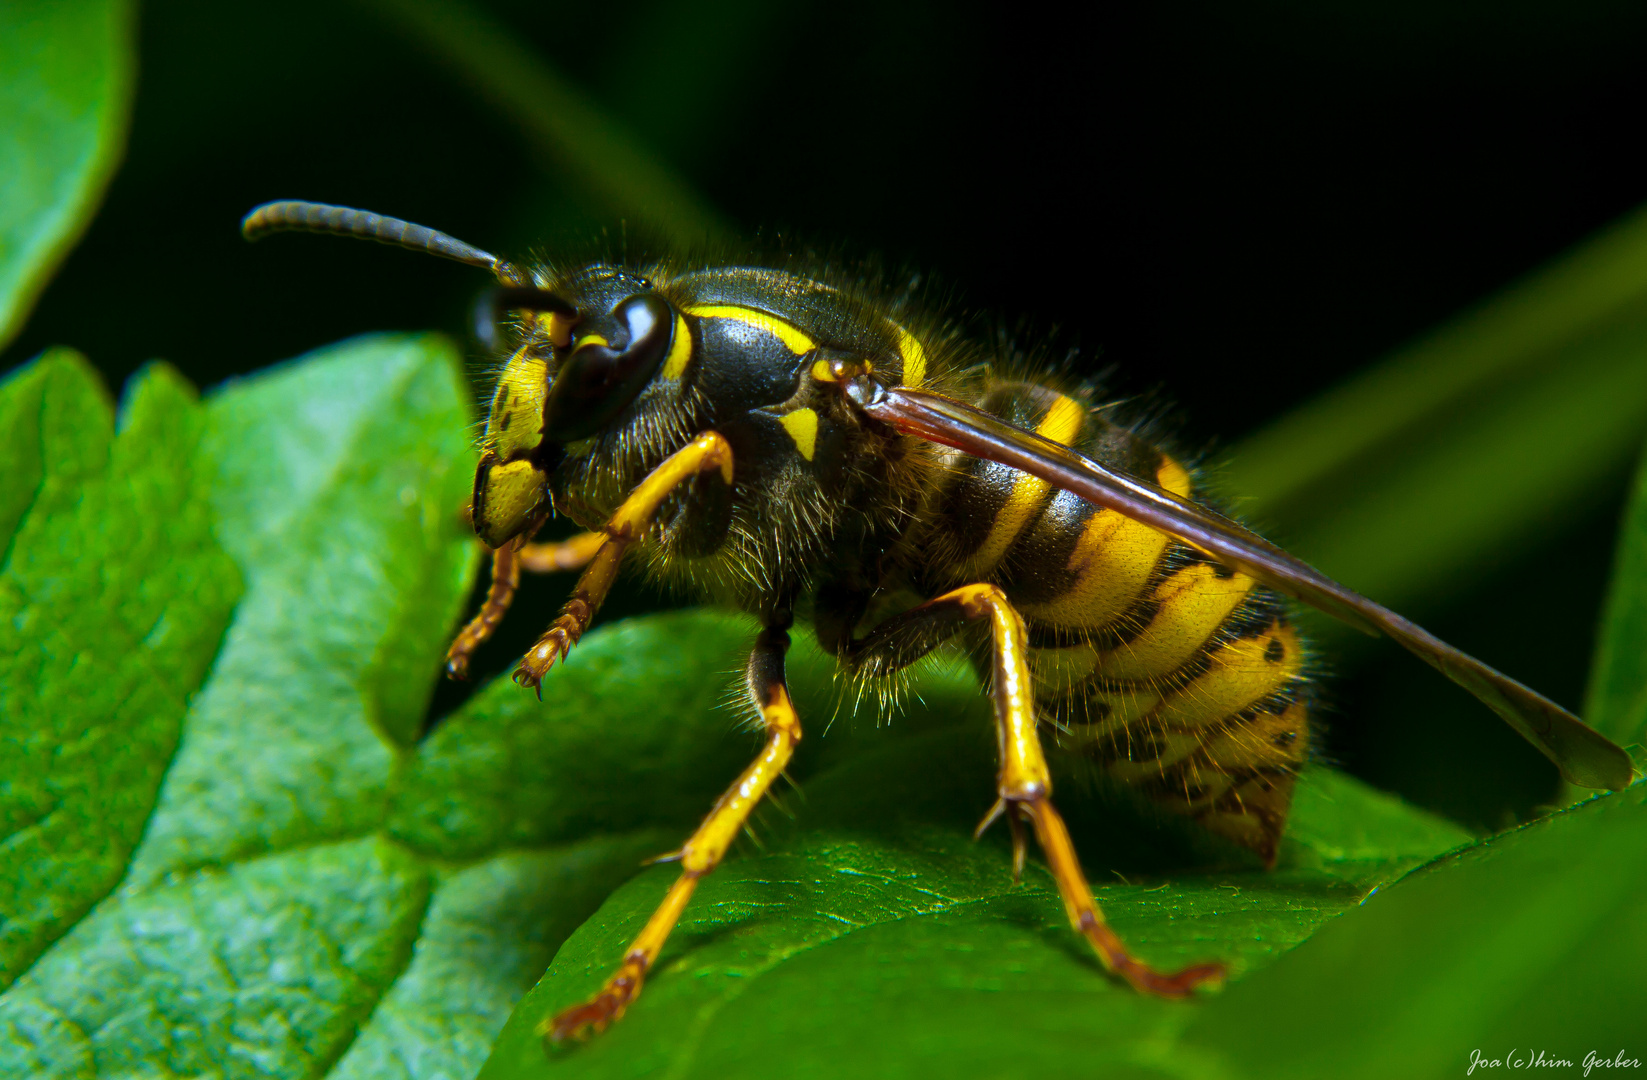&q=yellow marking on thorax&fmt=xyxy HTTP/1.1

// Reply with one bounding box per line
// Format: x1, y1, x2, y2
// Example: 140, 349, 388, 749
1153, 623, 1302, 729
779, 407, 819, 461
485, 346, 548, 458
682, 304, 816, 355
1090, 563, 1256, 681
1157, 456, 1192, 497
810, 356, 872, 382
961, 394, 1086, 577
895, 325, 927, 387
661, 313, 692, 379
538, 311, 574, 347
1019, 456, 1195, 630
